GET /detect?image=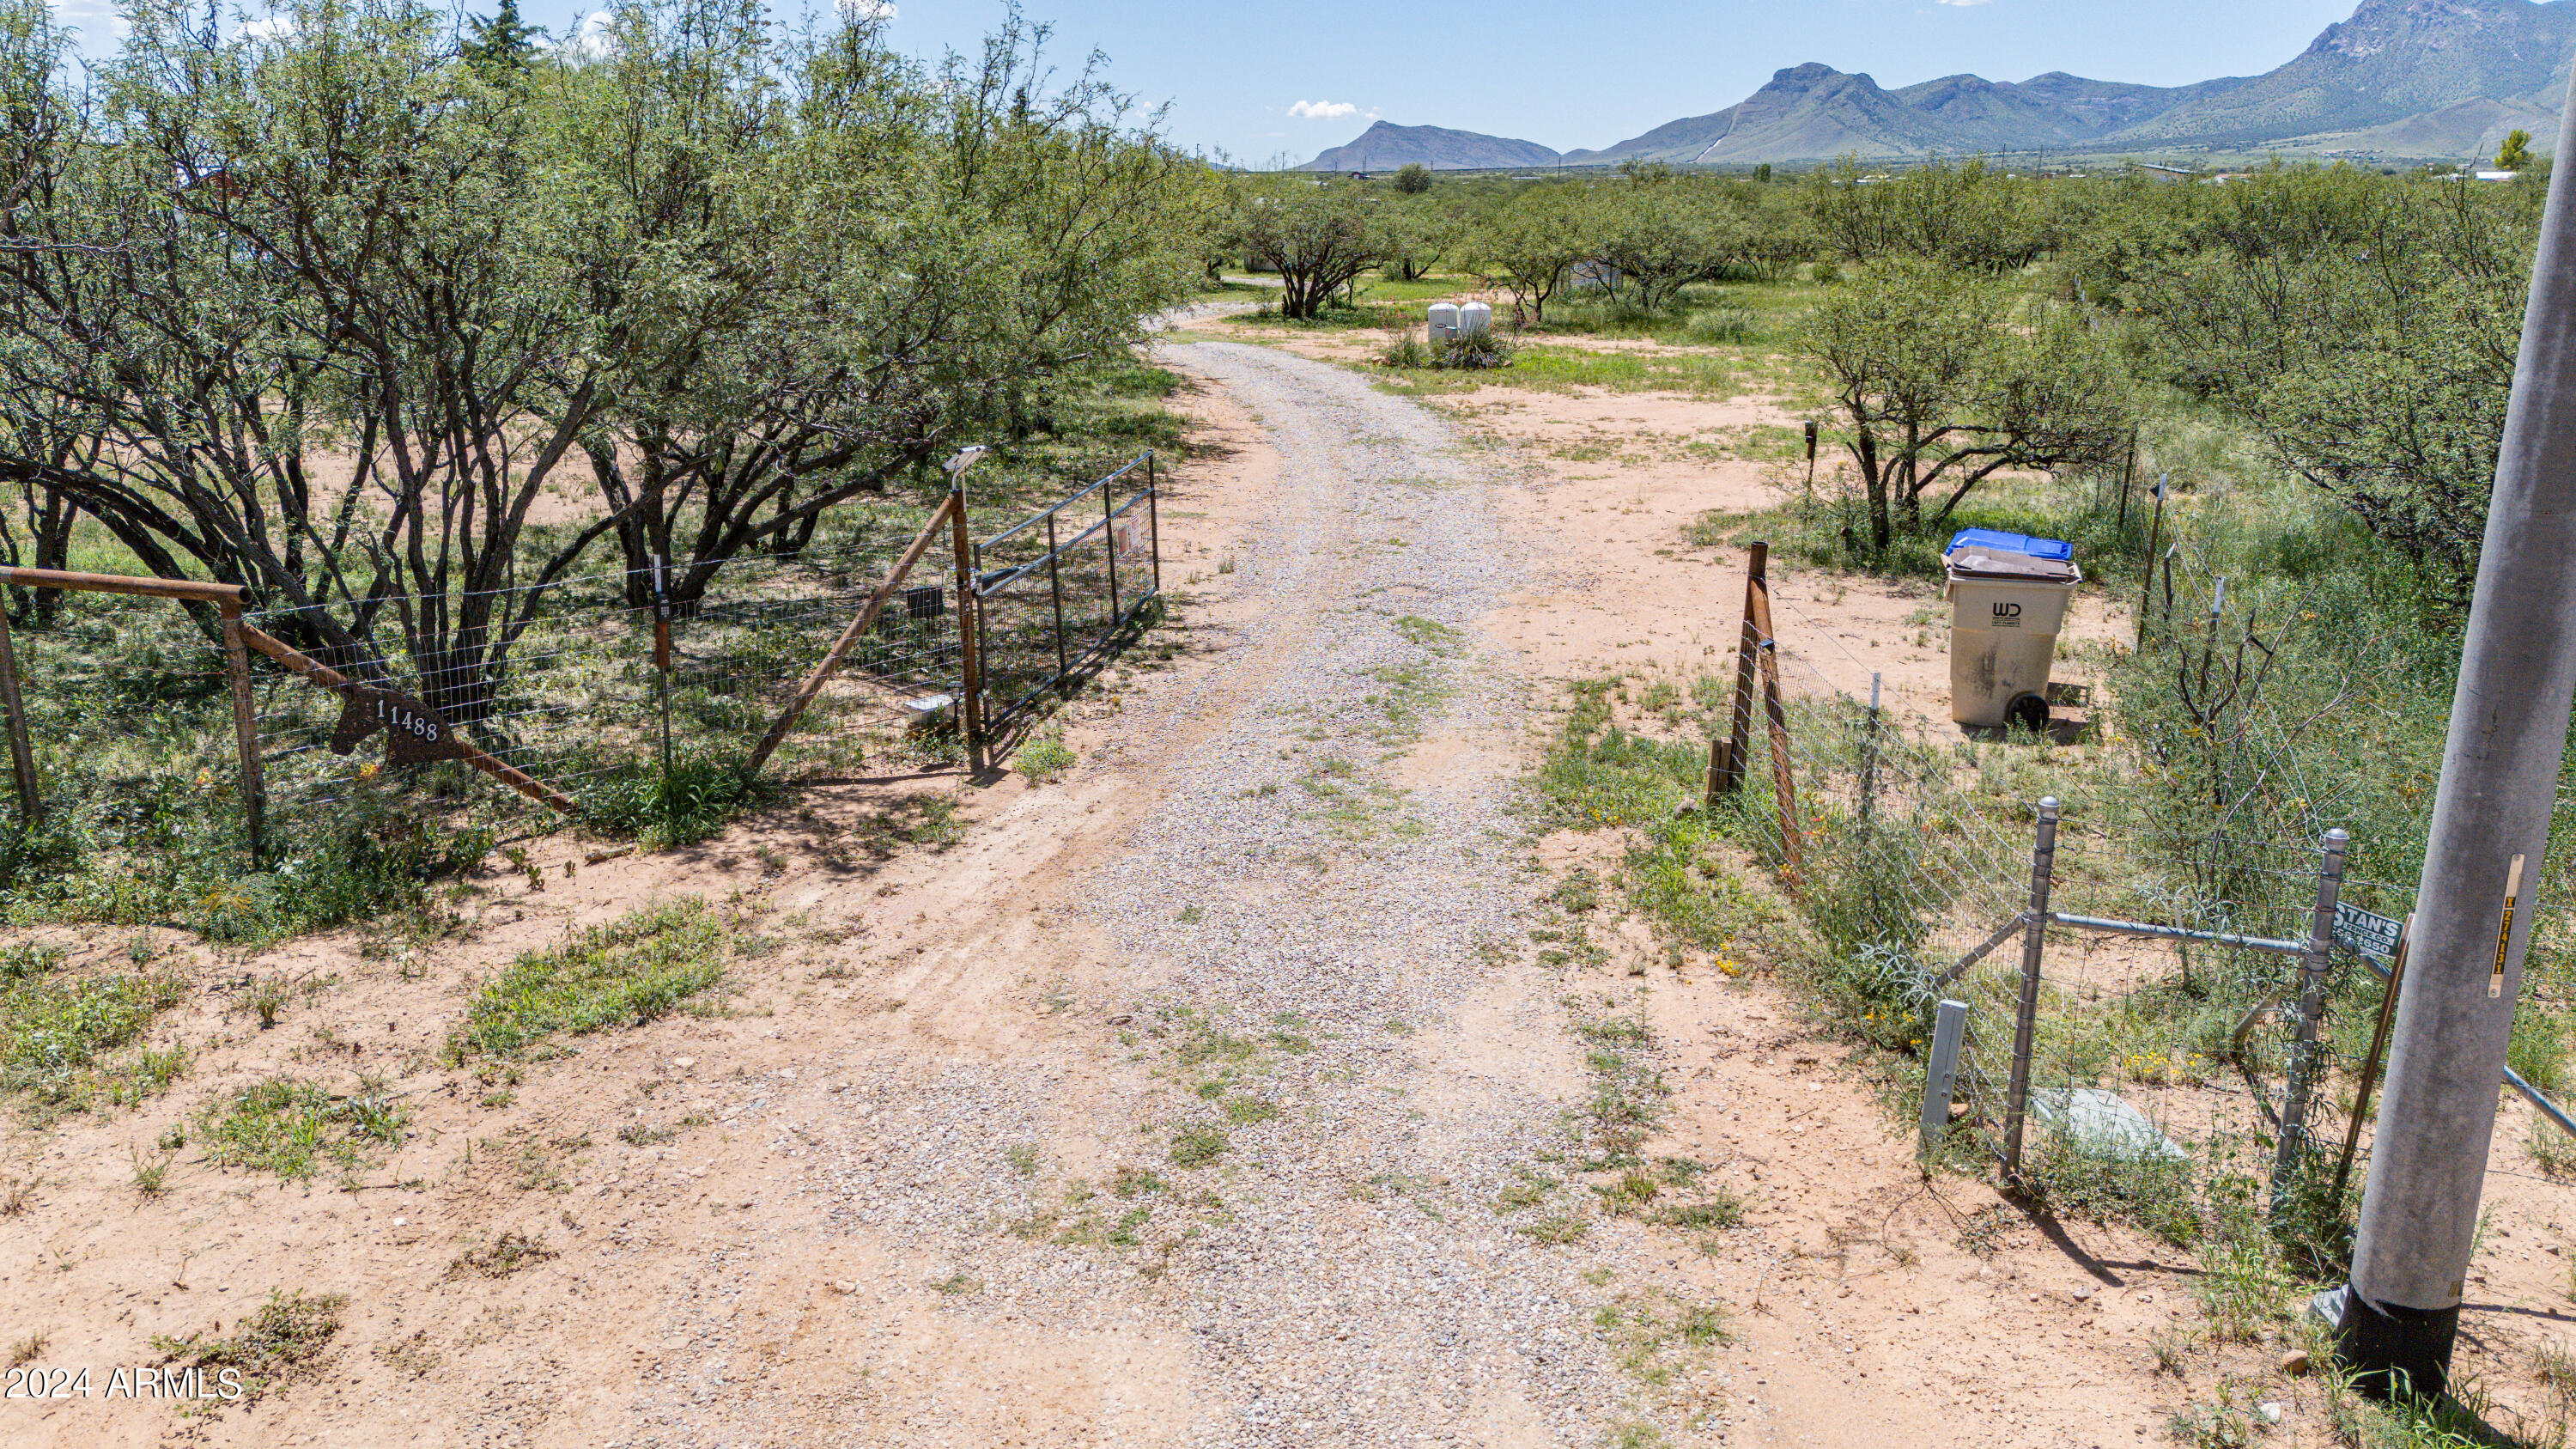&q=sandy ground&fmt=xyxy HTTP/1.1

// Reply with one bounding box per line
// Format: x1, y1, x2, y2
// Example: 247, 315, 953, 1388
1, 320, 2571, 1449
